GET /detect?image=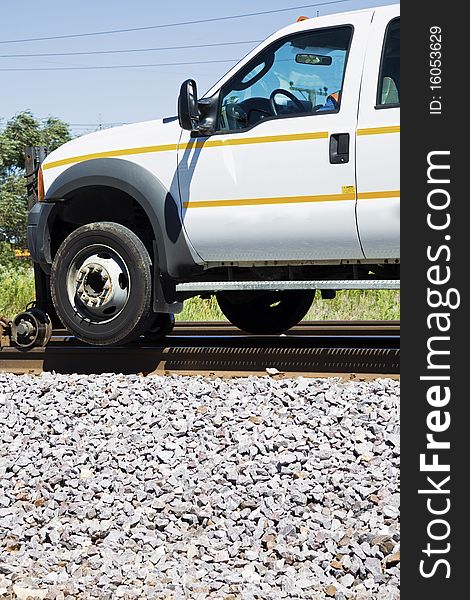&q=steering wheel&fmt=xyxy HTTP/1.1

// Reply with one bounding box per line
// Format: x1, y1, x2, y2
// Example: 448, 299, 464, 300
269, 89, 306, 116
226, 103, 249, 128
